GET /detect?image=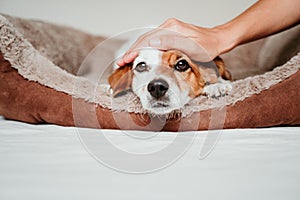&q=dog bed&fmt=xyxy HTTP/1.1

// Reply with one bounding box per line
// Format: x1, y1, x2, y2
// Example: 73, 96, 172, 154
0, 14, 299, 131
